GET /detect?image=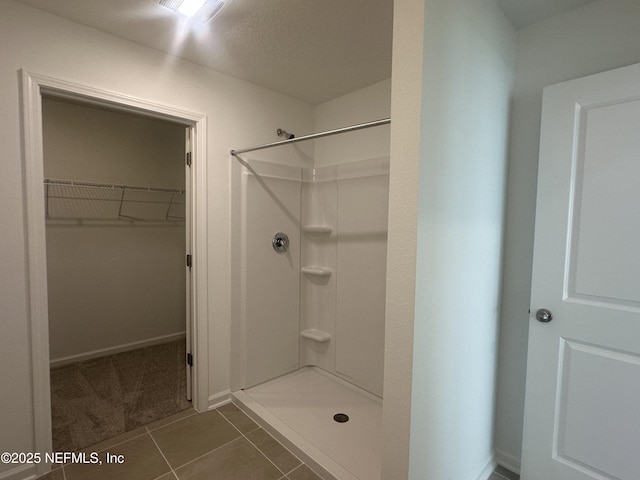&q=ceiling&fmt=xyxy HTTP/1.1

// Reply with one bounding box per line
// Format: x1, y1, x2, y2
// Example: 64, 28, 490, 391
497, 0, 596, 29
15, 0, 596, 105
